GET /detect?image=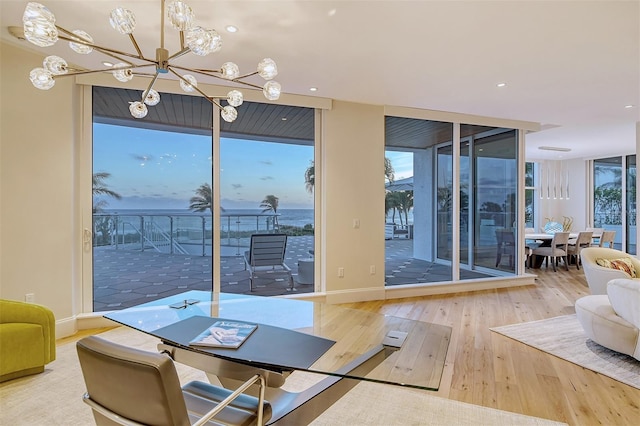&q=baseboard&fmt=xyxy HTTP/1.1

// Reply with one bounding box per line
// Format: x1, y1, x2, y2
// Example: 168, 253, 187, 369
382, 275, 536, 300
55, 316, 77, 339
325, 287, 386, 304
